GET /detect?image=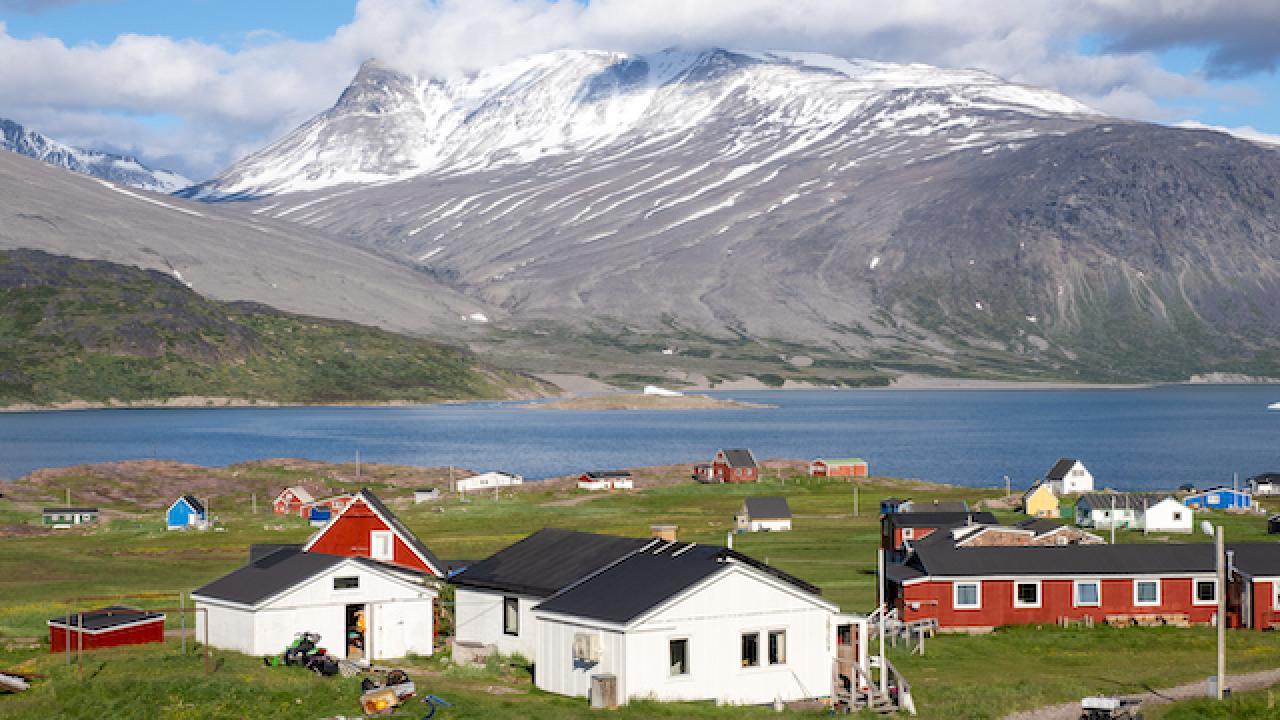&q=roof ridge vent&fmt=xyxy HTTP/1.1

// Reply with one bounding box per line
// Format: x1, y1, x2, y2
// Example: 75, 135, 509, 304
638, 538, 662, 552
652, 541, 675, 555
671, 542, 697, 557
